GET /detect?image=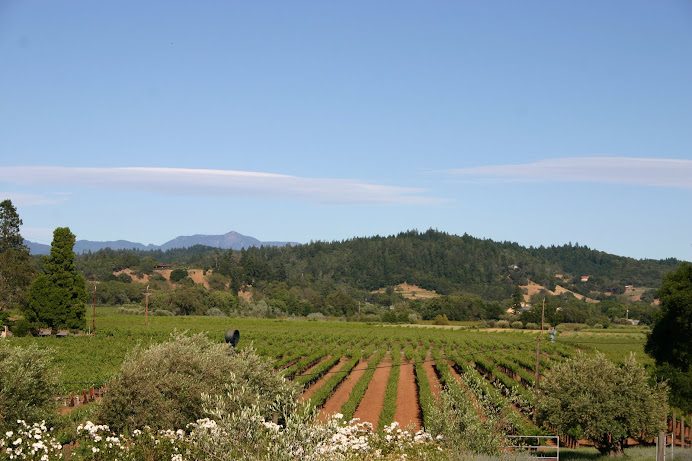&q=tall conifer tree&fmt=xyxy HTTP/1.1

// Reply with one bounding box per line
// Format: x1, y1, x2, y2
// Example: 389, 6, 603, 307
27, 227, 87, 329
